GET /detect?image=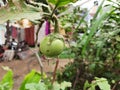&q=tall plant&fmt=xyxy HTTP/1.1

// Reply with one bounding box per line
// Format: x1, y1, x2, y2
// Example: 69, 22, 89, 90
57, 0, 120, 90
